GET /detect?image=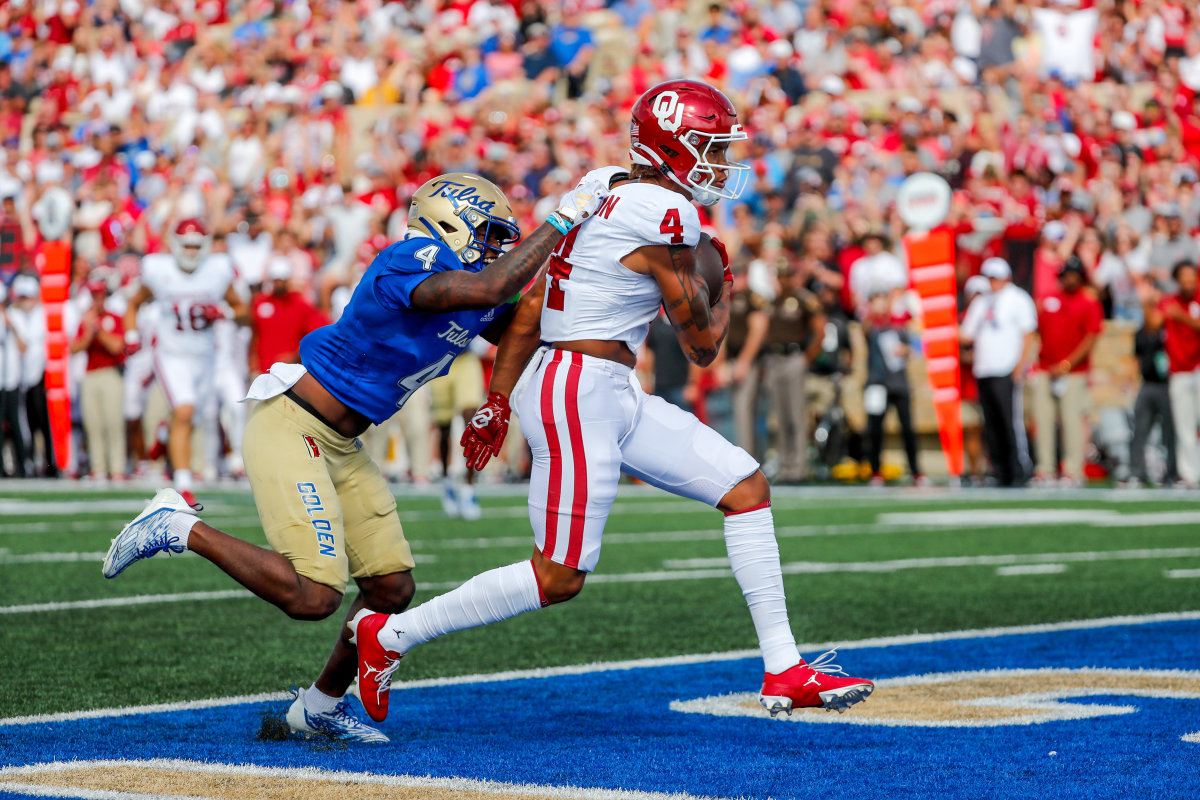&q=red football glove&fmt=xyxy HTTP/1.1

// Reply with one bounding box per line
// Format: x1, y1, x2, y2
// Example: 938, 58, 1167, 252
460, 392, 511, 472
199, 303, 227, 323
709, 236, 733, 284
